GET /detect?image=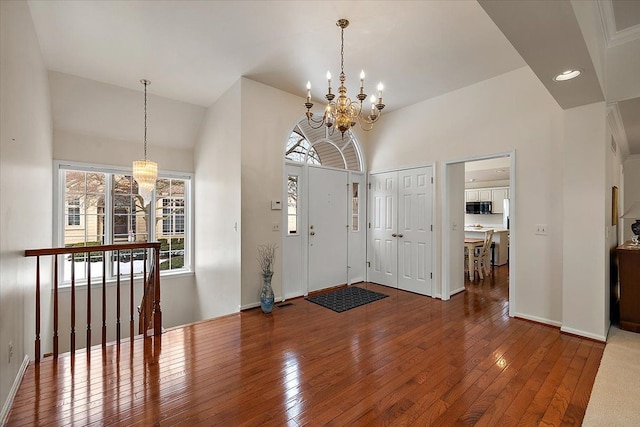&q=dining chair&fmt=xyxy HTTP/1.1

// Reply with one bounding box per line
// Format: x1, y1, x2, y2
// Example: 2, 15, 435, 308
465, 230, 494, 281
477, 230, 494, 278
